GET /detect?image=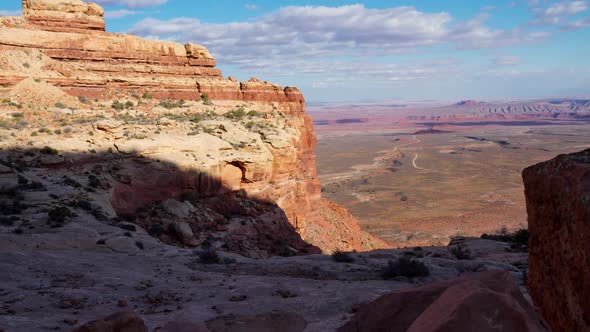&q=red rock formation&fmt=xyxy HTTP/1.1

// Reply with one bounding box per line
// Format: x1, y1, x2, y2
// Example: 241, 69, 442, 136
523, 148, 590, 332
23, 0, 106, 33
339, 271, 550, 332
0, 1, 304, 106
0, 0, 384, 253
